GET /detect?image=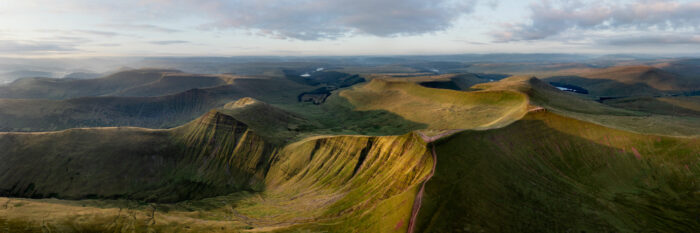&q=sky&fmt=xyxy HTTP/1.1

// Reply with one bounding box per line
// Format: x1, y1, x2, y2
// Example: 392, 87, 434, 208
1, 0, 699, 57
